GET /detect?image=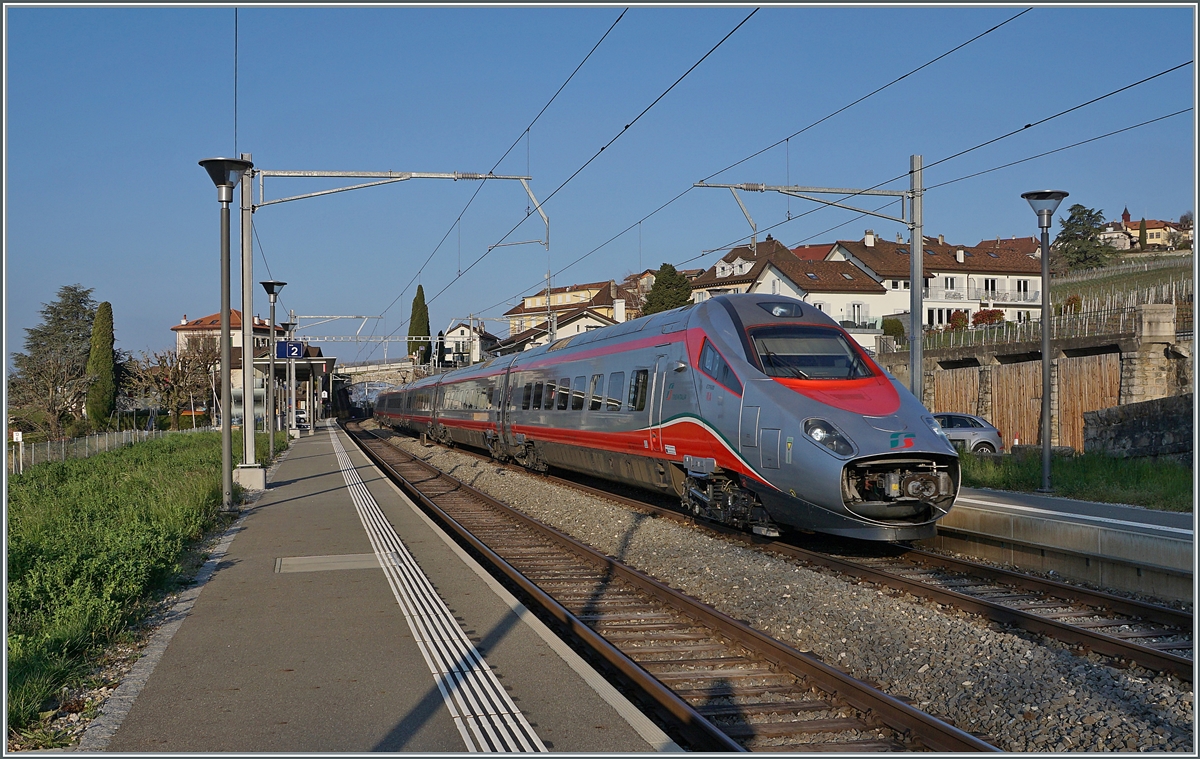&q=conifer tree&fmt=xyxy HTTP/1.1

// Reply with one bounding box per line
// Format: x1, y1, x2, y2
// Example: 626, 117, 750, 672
408, 285, 431, 363
642, 263, 693, 315
85, 301, 116, 426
